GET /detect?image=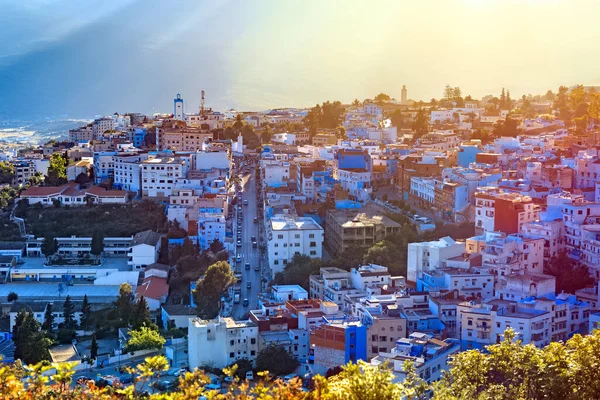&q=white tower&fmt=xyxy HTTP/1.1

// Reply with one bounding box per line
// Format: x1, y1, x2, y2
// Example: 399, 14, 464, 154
401, 85, 407, 104
174, 94, 184, 120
